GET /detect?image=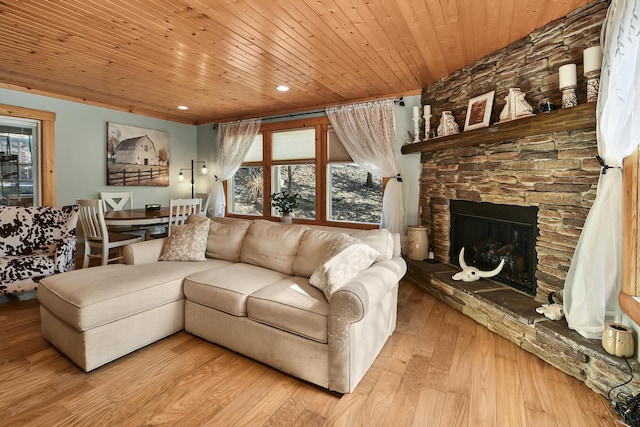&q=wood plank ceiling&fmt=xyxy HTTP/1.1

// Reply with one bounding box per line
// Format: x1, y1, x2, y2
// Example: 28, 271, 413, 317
0, 0, 594, 125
